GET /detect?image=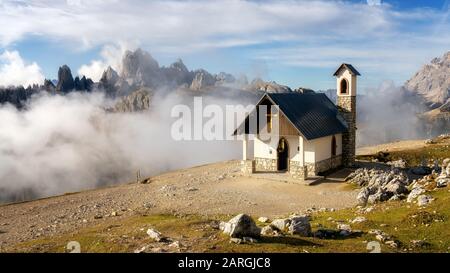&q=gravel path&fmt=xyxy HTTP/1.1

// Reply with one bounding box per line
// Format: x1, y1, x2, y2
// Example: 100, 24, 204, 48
0, 160, 357, 250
